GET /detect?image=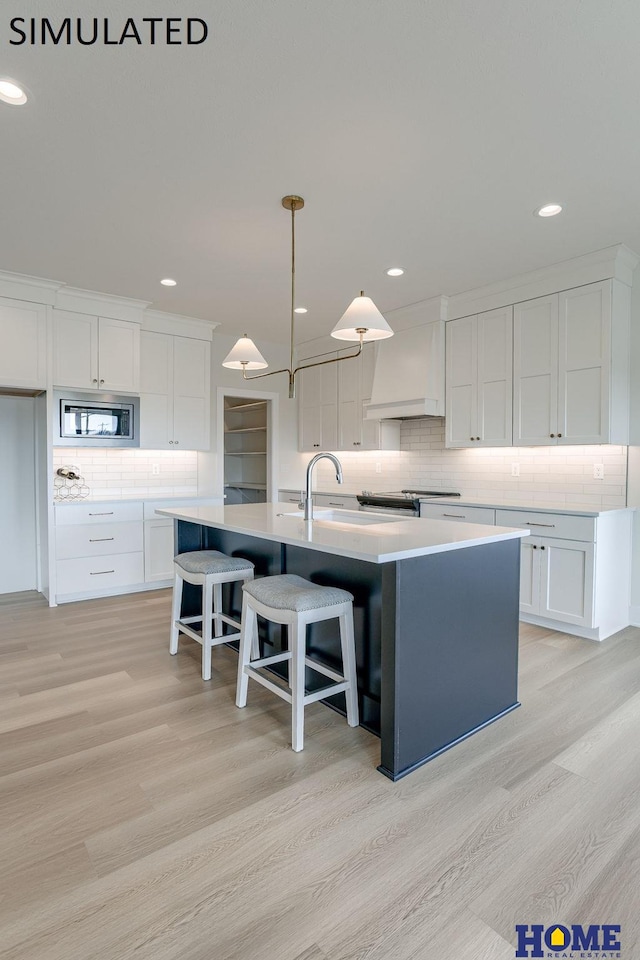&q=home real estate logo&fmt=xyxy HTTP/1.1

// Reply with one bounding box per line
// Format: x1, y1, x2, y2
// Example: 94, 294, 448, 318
515, 924, 622, 958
